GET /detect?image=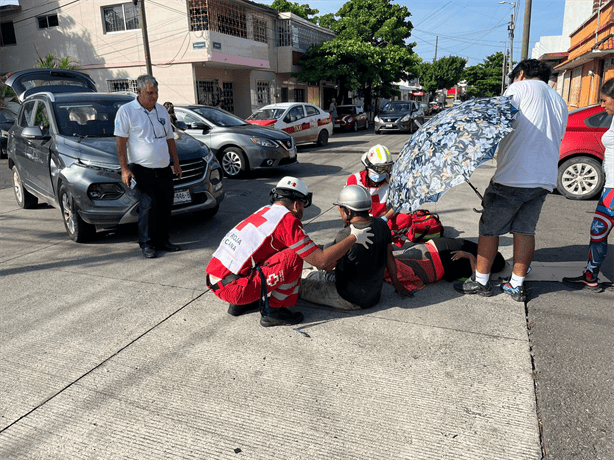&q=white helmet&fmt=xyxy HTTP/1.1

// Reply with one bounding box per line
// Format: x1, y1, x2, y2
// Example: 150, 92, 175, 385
270, 176, 312, 207
361, 144, 393, 172
334, 185, 372, 212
